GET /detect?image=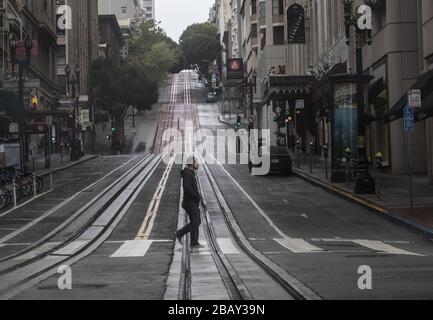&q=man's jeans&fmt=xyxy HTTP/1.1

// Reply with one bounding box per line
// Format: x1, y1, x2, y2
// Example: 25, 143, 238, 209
178, 201, 201, 246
